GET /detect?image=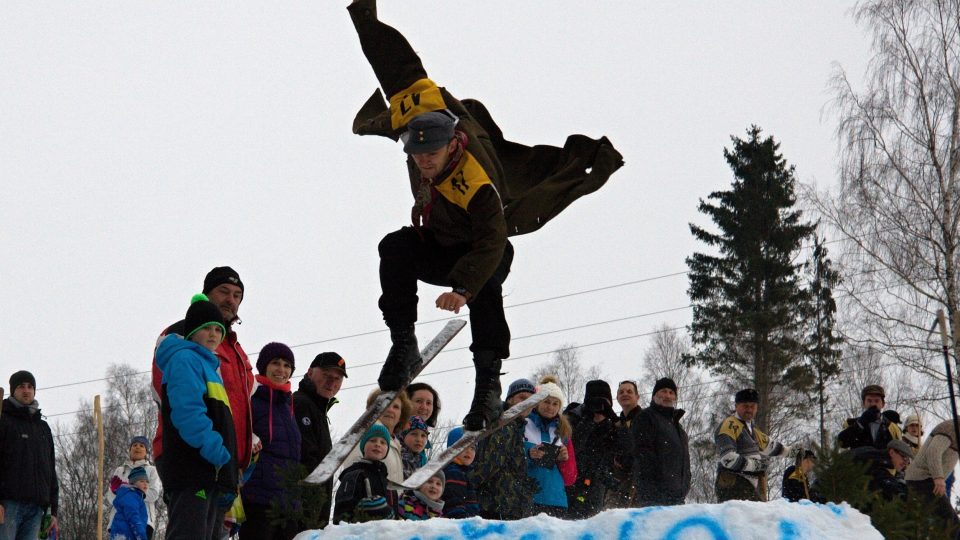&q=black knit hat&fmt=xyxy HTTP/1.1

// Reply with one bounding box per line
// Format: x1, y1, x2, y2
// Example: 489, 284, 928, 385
202, 266, 244, 297
9, 370, 36, 390
183, 294, 226, 341
652, 377, 678, 397
257, 342, 295, 375
735, 388, 760, 404
505, 378, 536, 401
